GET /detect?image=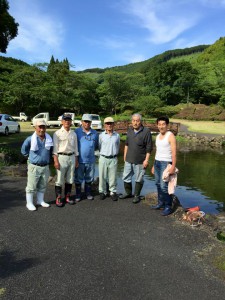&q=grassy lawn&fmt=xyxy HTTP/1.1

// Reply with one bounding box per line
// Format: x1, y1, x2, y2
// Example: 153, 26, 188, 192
0, 122, 79, 145
171, 119, 225, 135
